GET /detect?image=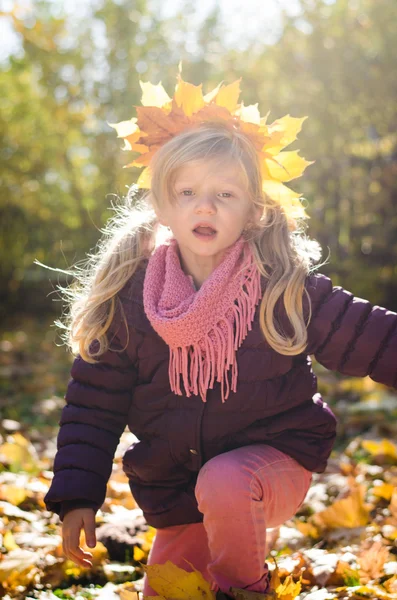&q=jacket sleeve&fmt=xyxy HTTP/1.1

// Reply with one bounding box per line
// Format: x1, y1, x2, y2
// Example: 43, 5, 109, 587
44, 310, 138, 521
304, 272, 397, 388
